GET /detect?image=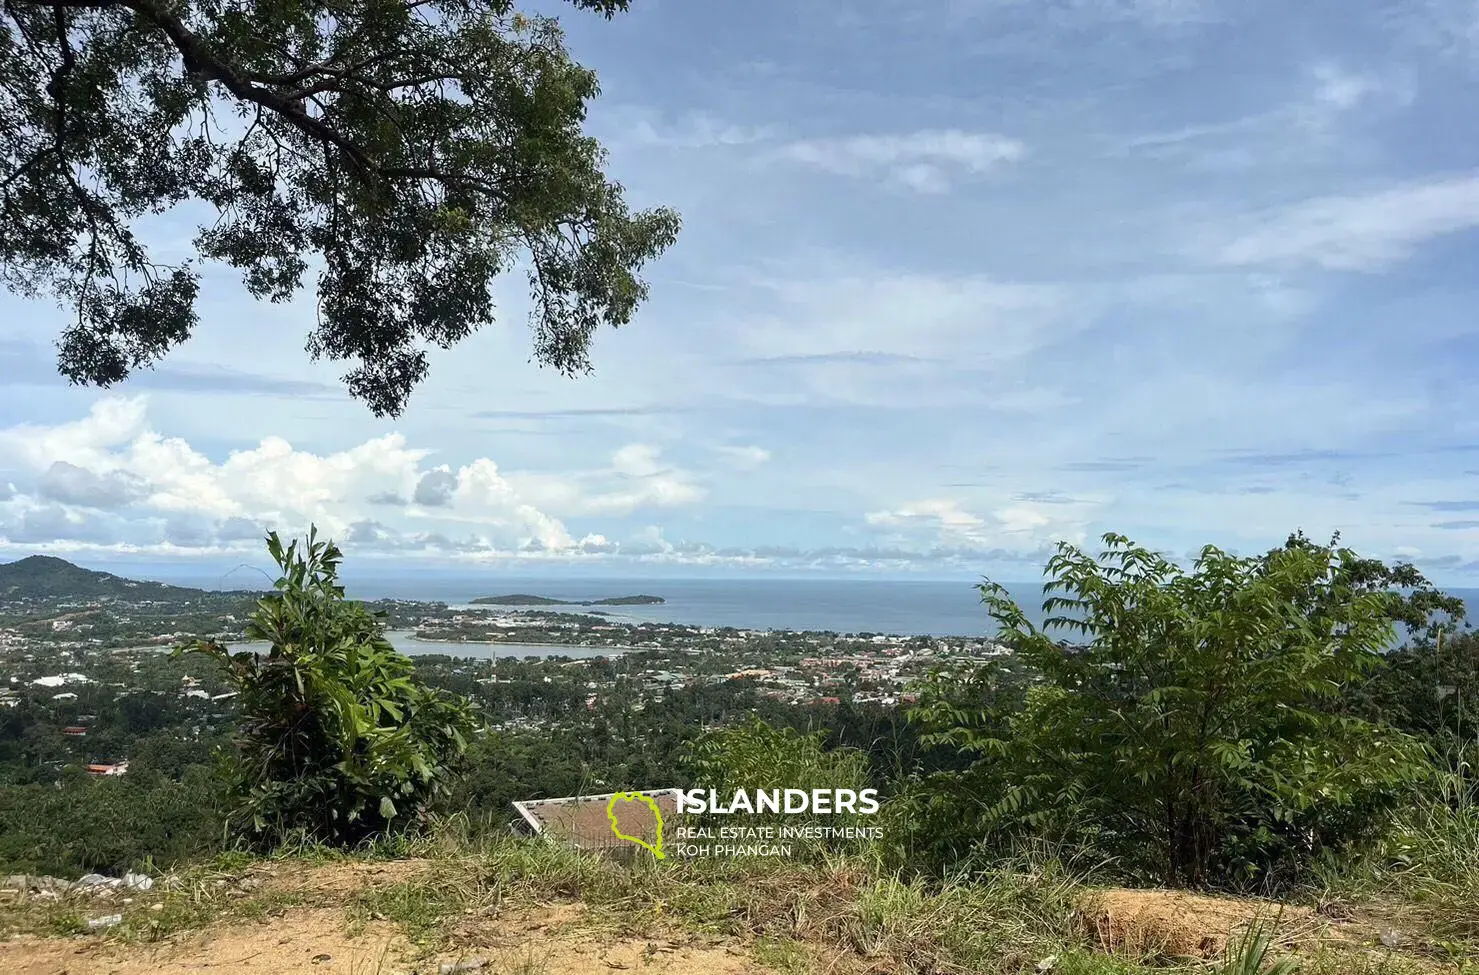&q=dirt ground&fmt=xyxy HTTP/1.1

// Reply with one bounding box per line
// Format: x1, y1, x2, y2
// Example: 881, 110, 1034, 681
0, 861, 1441, 975
0, 861, 765, 975
1083, 888, 1308, 959
0, 904, 762, 975
1, 908, 412, 975
1078, 886, 1424, 967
